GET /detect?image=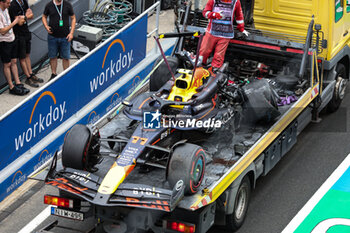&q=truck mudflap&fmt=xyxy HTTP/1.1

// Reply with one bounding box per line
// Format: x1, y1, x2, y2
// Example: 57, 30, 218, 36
33, 152, 185, 212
